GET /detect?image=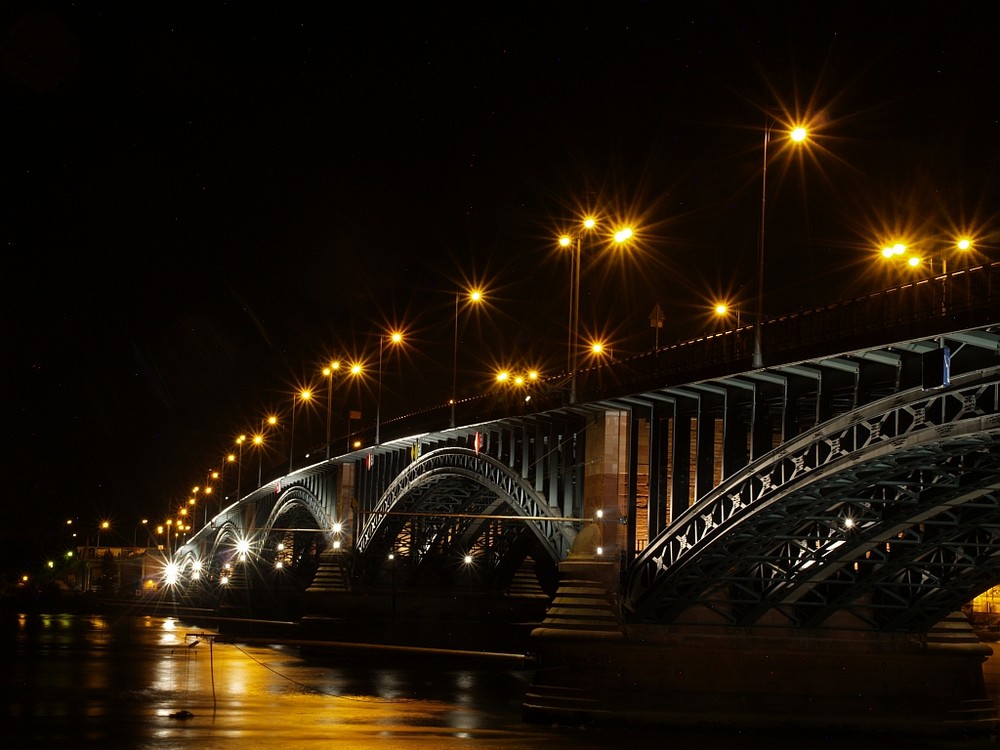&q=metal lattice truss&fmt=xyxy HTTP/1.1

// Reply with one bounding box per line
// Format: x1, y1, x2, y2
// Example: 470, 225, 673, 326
257, 489, 331, 571
624, 366, 1000, 631
355, 448, 575, 583
262, 488, 333, 543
